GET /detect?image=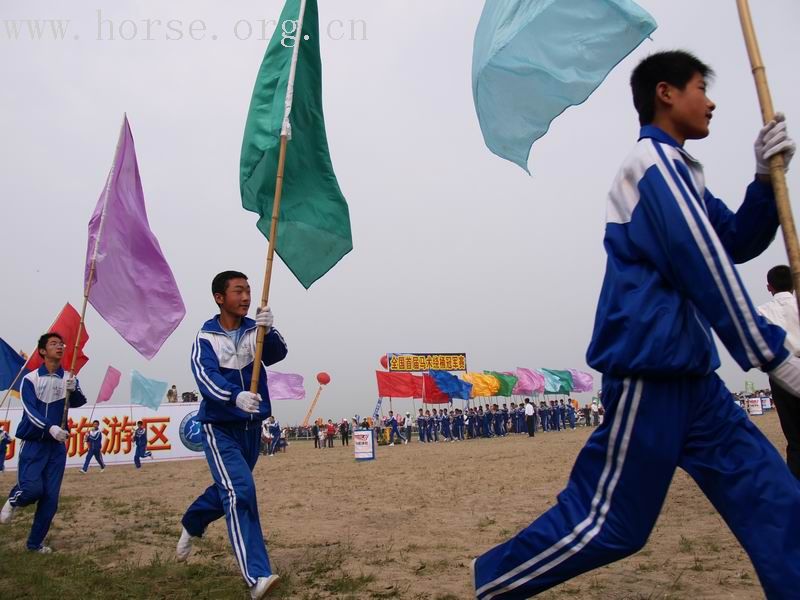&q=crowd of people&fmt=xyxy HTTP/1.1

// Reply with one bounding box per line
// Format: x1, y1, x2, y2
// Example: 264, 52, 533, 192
380, 398, 602, 445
